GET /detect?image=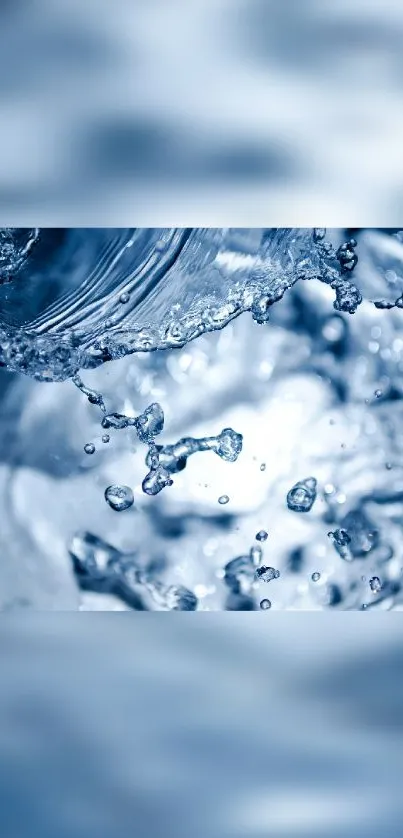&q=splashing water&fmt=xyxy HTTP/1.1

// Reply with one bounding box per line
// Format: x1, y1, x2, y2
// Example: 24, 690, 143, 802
2, 227, 403, 610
